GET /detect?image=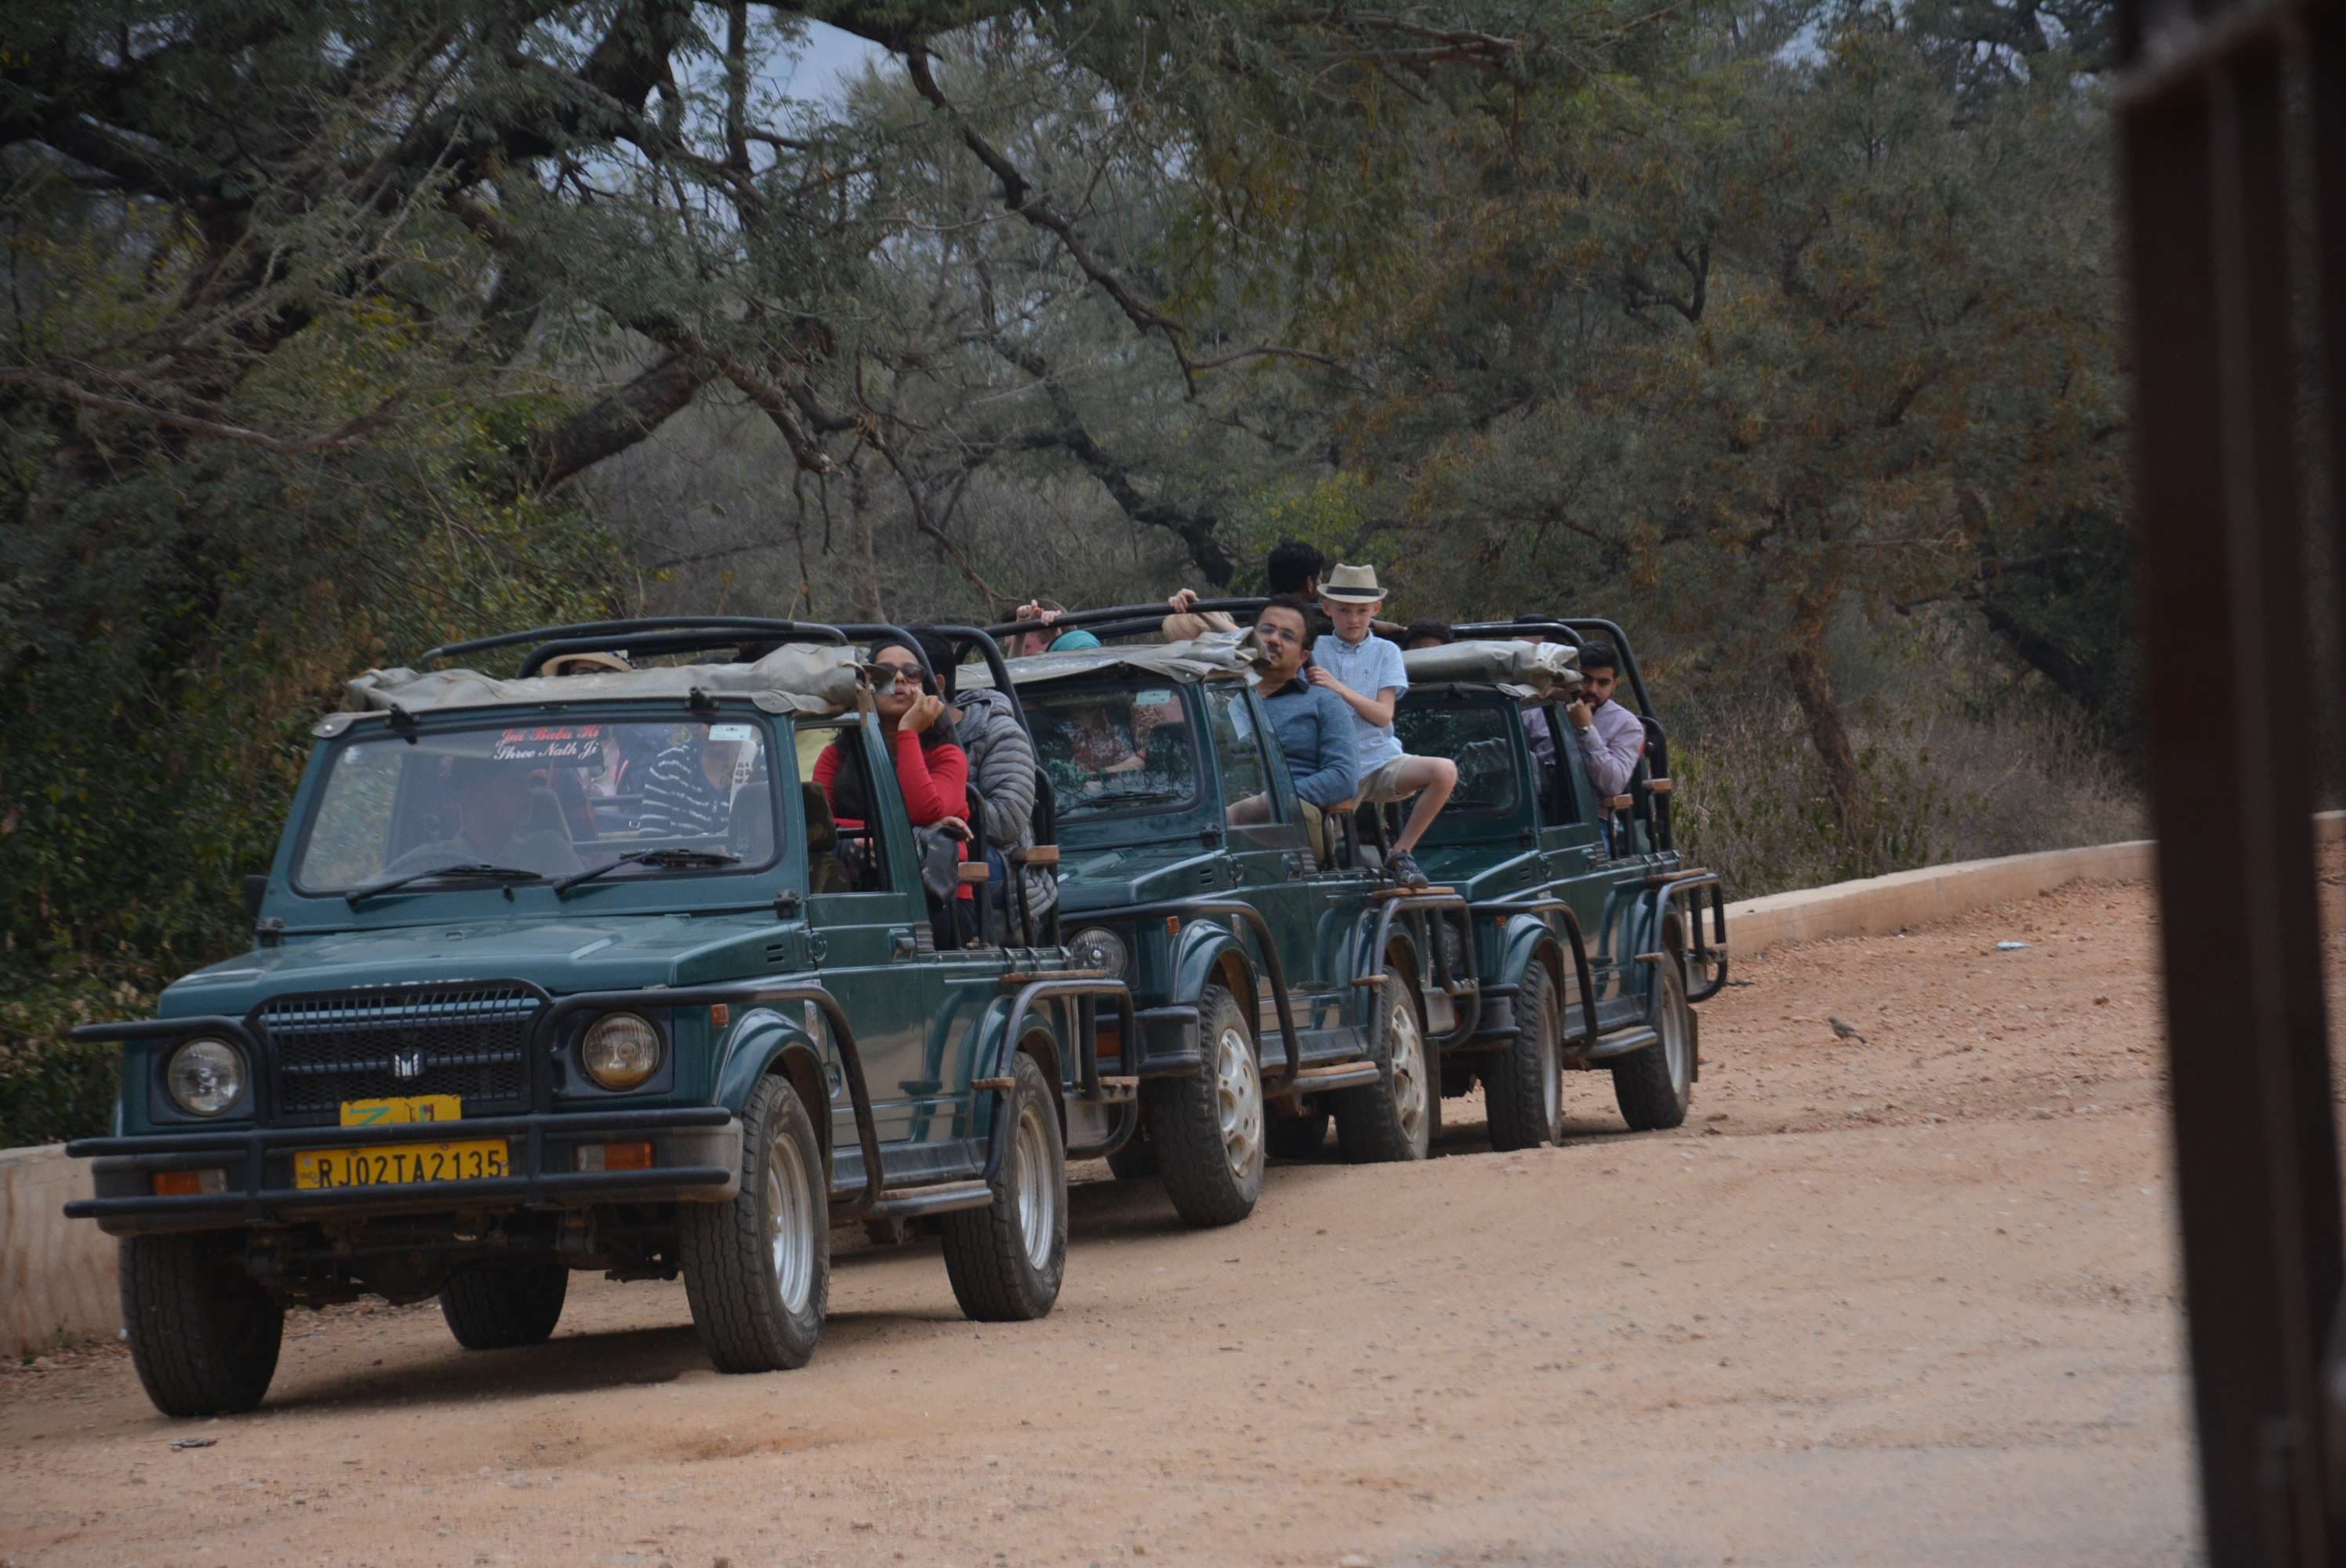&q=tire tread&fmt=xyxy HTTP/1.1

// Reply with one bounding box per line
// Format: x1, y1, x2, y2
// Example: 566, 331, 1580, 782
1485, 959, 1562, 1151
120, 1234, 282, 1417
679, 1073, 828, 1373
1142, 985, 1263, 1227
941, 1051, 1066, 1320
